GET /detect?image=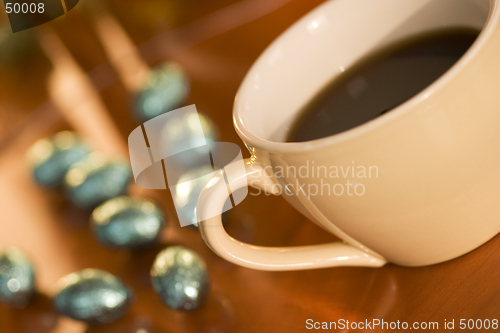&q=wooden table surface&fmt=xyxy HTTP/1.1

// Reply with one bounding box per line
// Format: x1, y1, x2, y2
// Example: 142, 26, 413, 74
1, 0, 500, 332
